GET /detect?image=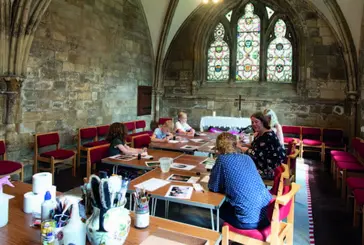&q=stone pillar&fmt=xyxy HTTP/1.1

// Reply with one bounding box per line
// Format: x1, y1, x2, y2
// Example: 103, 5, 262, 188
154, 89, 164, 121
